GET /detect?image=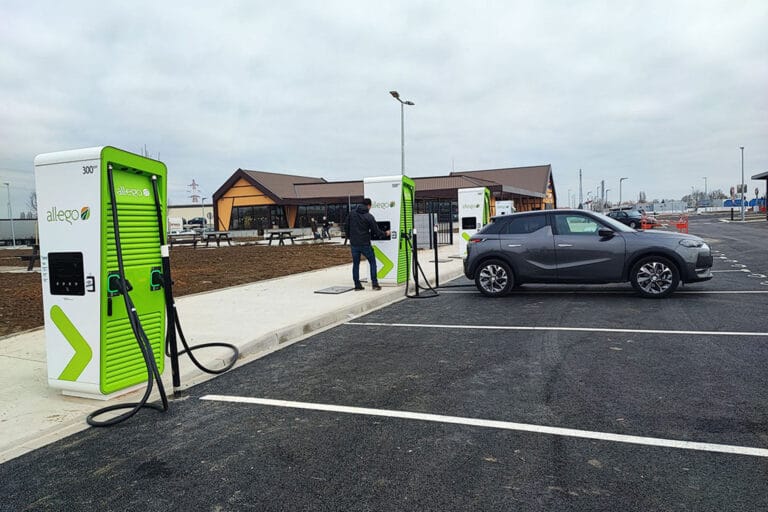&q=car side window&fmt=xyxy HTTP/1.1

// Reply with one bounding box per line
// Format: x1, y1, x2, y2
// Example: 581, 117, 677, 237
554, 214, 601, 235
502, 215, 547, 235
